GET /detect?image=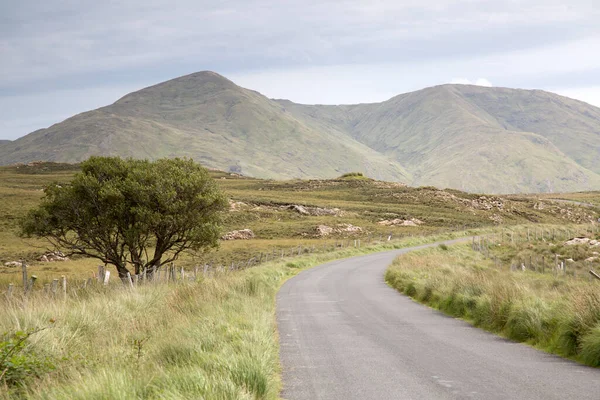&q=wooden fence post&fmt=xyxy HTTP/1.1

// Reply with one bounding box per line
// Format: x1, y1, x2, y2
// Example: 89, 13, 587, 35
98, 265, 105, 283
6, 283, 14, 299
103, 271, 111, 285
51, 279, 58, 296
61, 276, 67, 298
21, 262, 28, 294
126, 273, 134, 289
